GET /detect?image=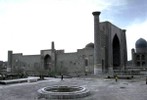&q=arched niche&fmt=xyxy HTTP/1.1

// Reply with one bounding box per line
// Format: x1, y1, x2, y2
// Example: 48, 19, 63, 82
112, 34, 121, 70
44, 54, 51, 70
